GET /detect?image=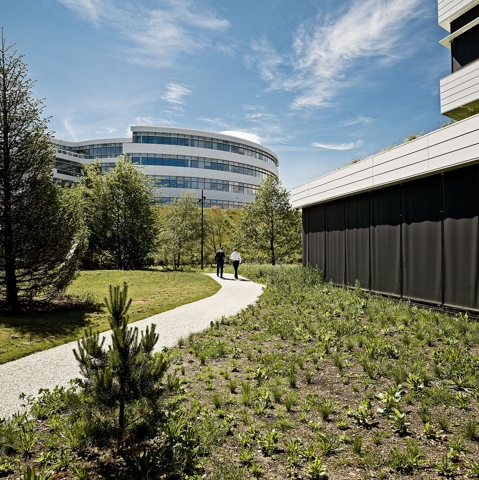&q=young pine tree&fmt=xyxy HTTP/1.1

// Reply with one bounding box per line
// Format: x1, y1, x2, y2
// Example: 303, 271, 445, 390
74, 283, 173, 443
